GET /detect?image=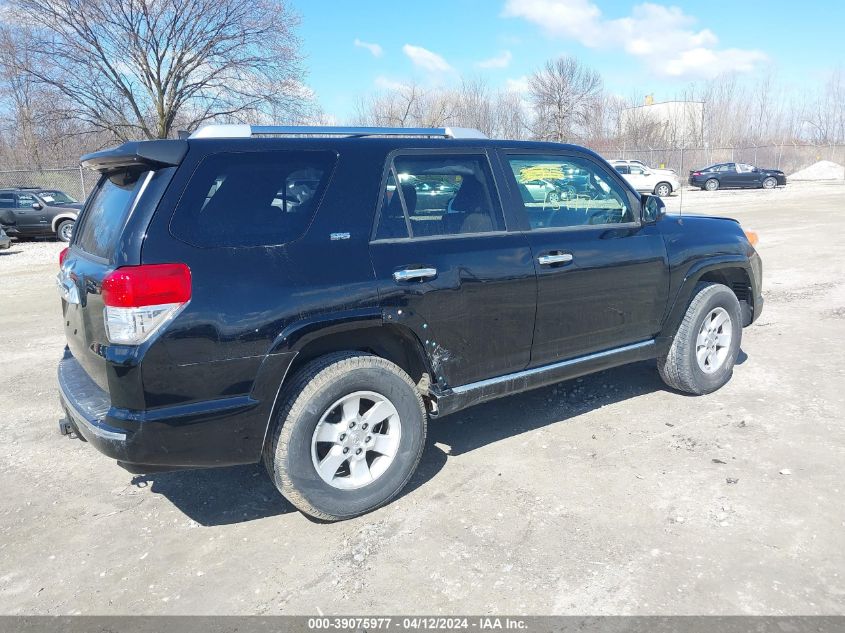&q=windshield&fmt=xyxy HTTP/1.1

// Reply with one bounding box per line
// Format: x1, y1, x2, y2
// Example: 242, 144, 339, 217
38, 190, 77, 204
